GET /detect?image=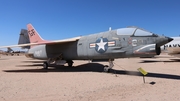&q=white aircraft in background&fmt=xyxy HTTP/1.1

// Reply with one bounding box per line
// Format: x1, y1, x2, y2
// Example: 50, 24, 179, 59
161, 37, 180, 57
